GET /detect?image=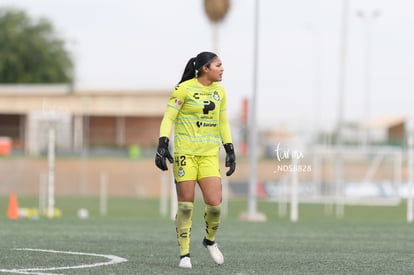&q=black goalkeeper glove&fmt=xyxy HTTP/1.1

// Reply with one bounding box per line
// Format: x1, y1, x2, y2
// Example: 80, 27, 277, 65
224, 143, 236, 176
155, 137, 173, 171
